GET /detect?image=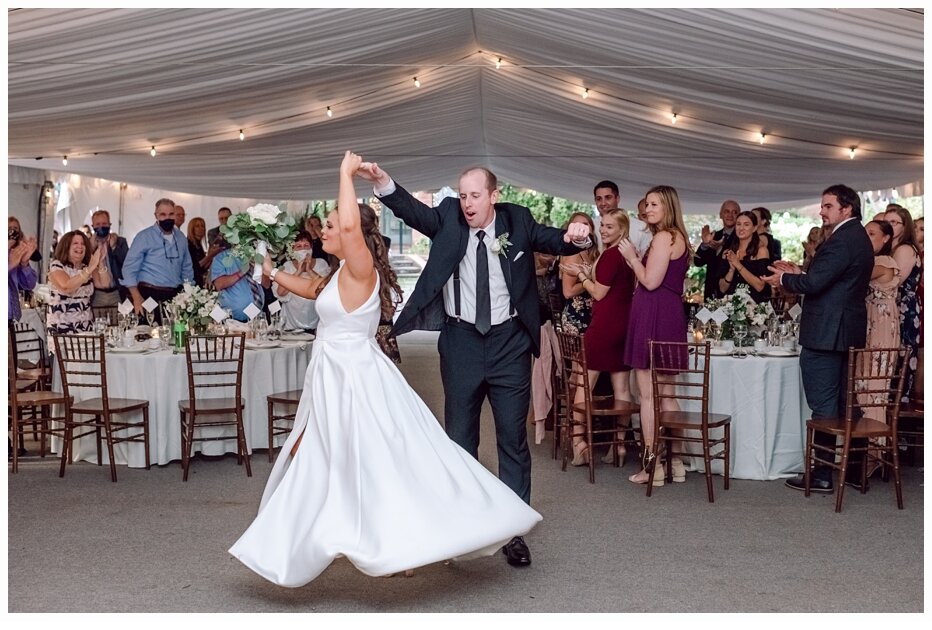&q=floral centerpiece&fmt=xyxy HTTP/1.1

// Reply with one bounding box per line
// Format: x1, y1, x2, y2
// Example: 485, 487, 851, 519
166, 282, 221, 333
220, 203, 299, 269
705, 286, 770, 342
